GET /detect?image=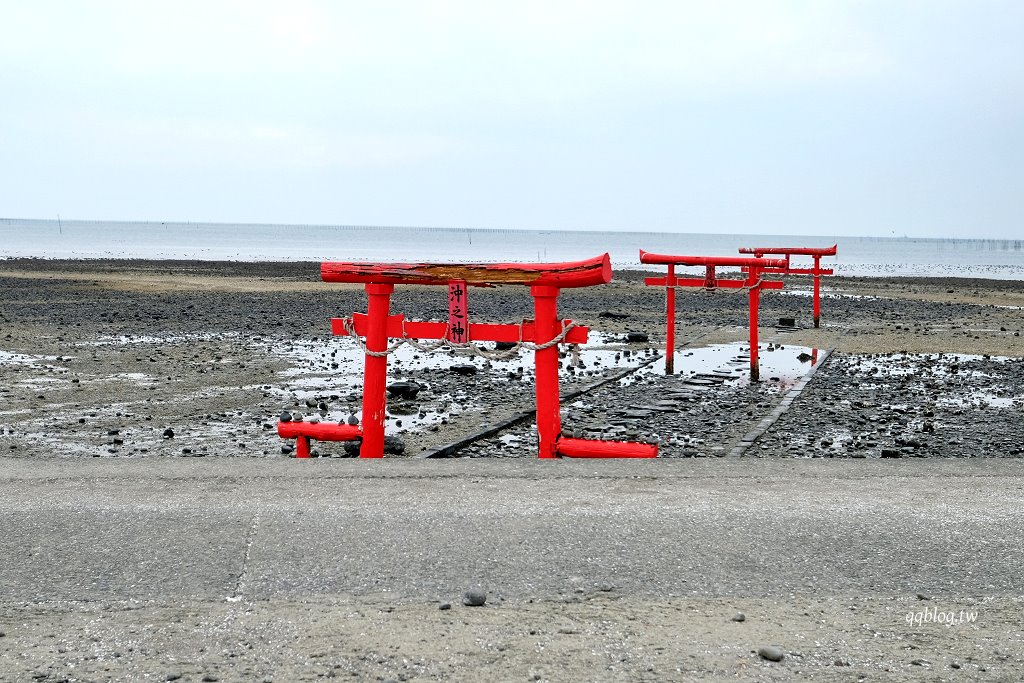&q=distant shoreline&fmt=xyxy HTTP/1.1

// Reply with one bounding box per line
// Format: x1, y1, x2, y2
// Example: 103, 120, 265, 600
3, 256, 1024, 286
